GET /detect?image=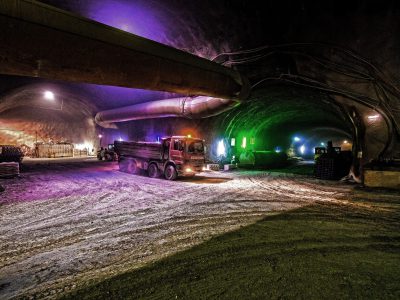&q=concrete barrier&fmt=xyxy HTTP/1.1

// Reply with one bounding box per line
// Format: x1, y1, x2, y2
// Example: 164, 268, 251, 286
364, 170, 400, 189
